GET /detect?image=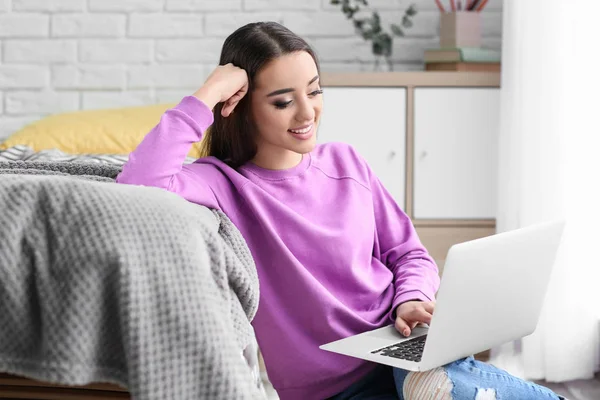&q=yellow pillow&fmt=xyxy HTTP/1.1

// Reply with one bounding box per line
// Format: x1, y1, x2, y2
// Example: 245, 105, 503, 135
0, 103, 203, 158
